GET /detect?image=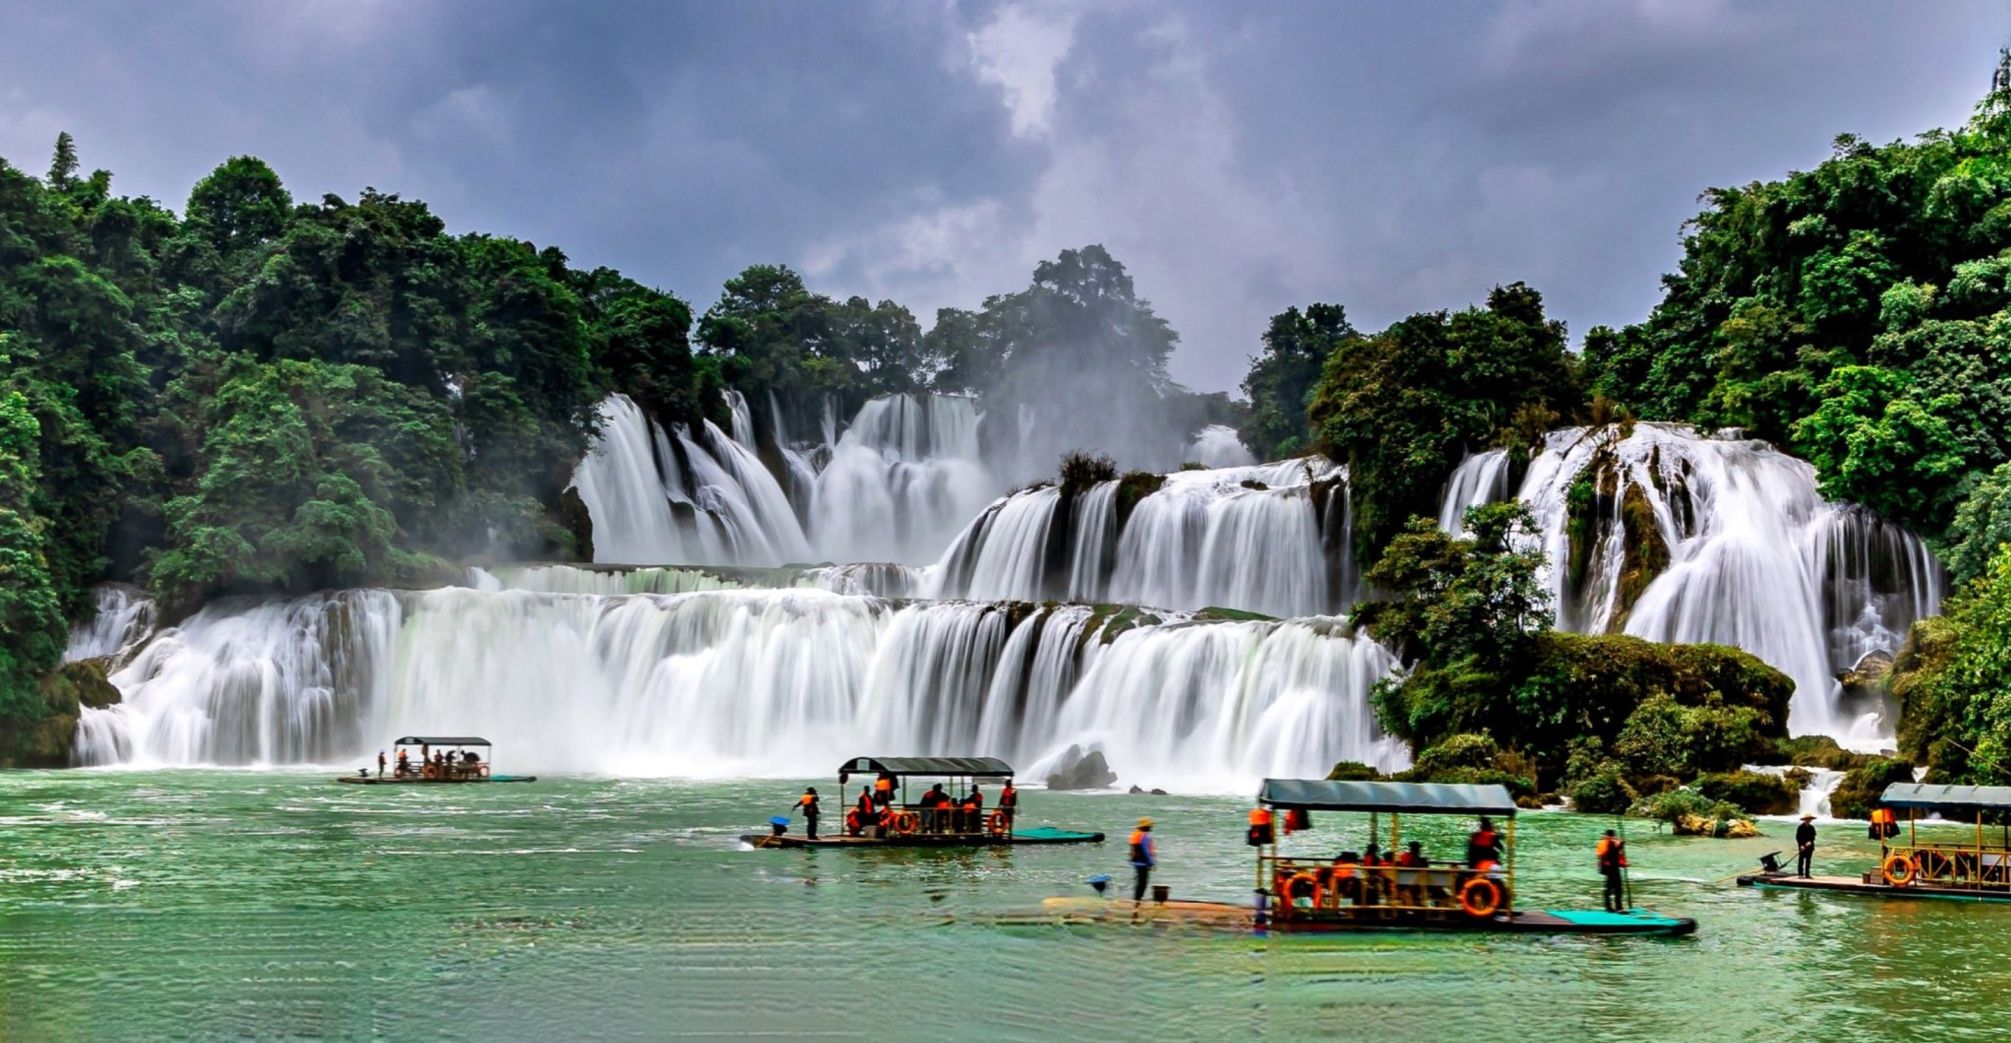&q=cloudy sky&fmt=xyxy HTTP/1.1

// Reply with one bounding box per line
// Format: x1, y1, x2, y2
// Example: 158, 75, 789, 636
2, 2, 2003, 391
